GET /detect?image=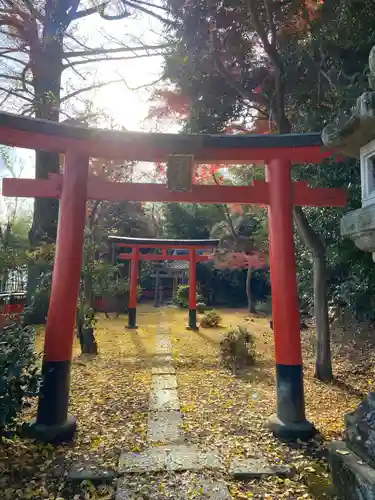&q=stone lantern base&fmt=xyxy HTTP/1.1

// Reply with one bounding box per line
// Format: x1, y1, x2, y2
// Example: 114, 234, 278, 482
341, 204, 375, 254
329, 392, 375, 500
331, 206, 375, 499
